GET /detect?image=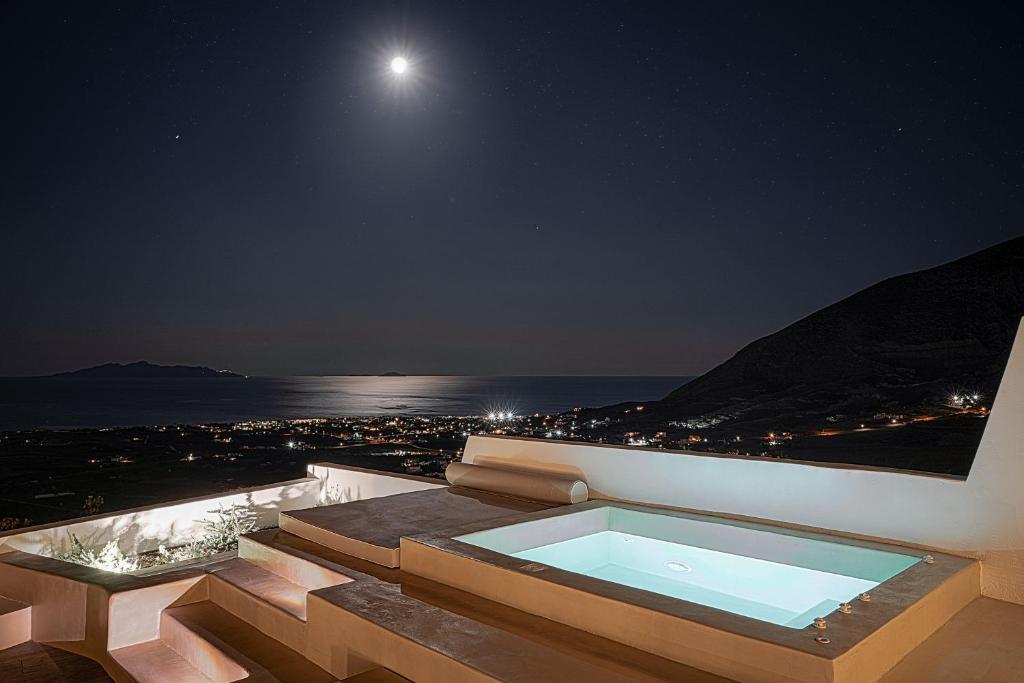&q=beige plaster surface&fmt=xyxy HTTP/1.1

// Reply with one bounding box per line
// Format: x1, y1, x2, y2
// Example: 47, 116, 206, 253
408, 501, 975, 654
834, 561, 980, 682
255, 528, 729, 682
164, 601, 337, 682
237, 534, 352, 590
400, 500, 978, 682
0, 456, 1015, 683
310, 581, 665, 682
0, 520, 1019, 683
207, 569, 309, 656
881, 596, 1024, 681
444, 462, 588, 504
0, 595, 31, 650
108, 575, 206, 650
110, 639, 214, 683
206, 559, 310, 620
281, 487, 549, 567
